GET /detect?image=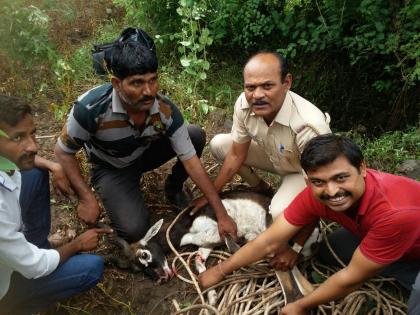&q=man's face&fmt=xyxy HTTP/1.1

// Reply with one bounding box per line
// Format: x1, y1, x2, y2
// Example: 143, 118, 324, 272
306, 155, 367, 212
0, 114, 38, 170
112, 72, 159, 113
243, 53, 291, 124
